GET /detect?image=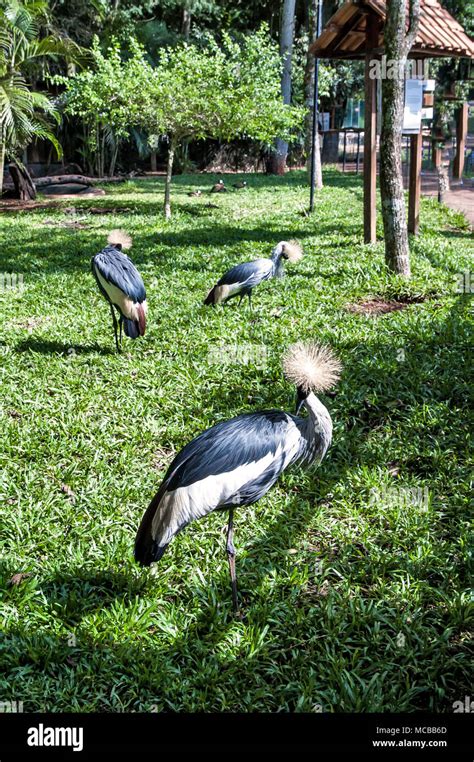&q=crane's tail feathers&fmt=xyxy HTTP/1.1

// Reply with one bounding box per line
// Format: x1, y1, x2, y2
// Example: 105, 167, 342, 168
123, 302, 147, 339
204, 284, 229, 305
123, 318, 139, 339
283, 342, 341, 393
107, 229, 132, 250
136, 302, 147, 336
283, 240, 303, 263
204, 285, 217, 305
